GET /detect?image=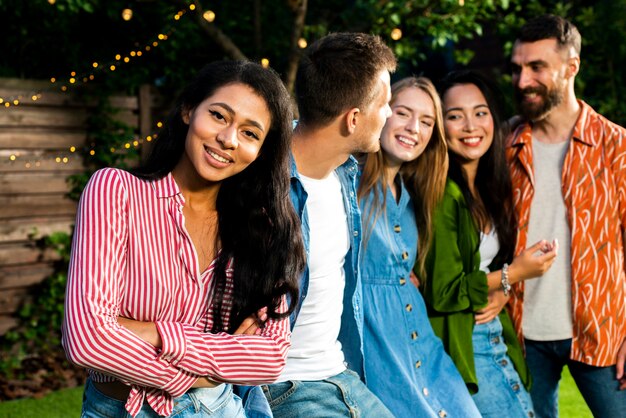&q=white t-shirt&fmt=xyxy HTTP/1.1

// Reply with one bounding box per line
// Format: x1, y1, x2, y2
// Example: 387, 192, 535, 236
278, 171, 350, 381
523, 137, 573, 341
